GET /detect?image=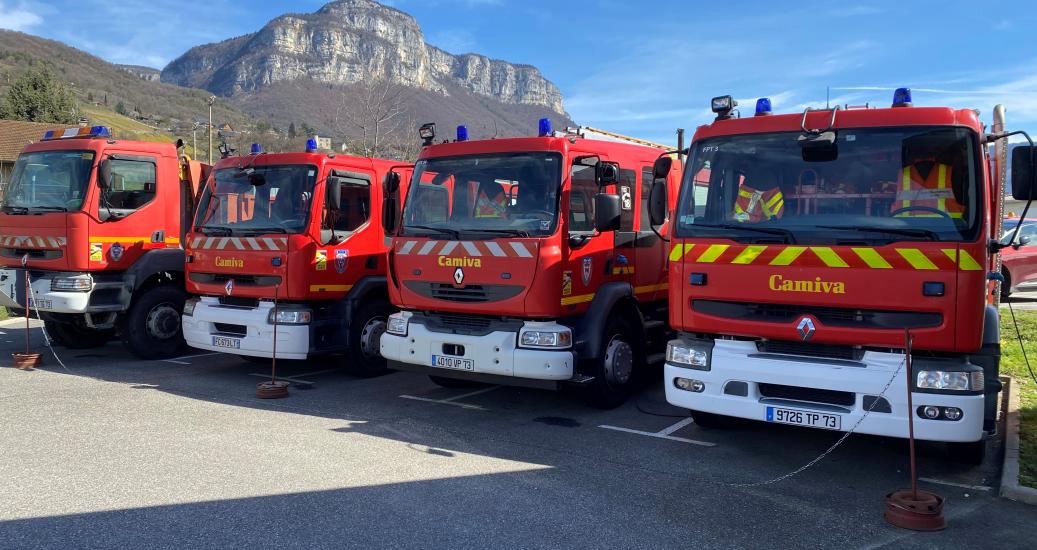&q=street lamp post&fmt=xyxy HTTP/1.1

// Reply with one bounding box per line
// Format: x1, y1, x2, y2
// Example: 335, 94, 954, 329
207, 96, 216, 164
